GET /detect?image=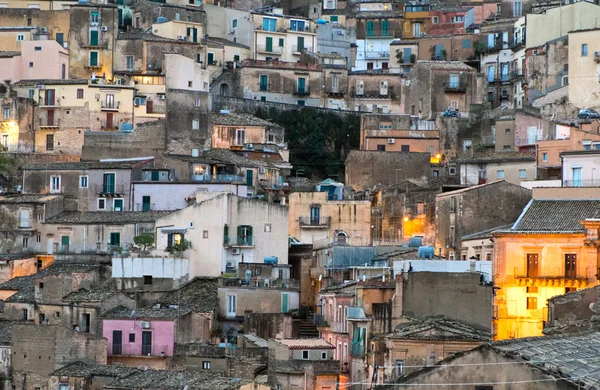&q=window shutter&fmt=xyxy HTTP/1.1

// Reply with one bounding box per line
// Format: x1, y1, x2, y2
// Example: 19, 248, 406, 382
248, 225, 253, 238
361, 328, 367, 344
237, 225, 242, 238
